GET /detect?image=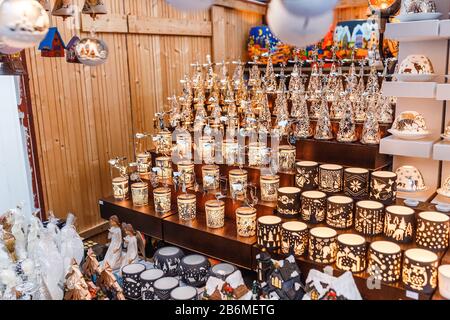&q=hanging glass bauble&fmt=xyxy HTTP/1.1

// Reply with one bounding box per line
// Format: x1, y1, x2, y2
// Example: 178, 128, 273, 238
52, 0, 75, 18
282, 0, 338, 17
82, 0, 107, 18
0, 0, 50, 49
166, 0, 214, 11
75, 35, 109, 66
